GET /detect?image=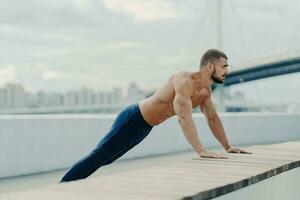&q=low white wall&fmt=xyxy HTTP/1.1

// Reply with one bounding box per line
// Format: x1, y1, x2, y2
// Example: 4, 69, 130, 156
214, 167, 300, 200
0, 113, 299, 179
